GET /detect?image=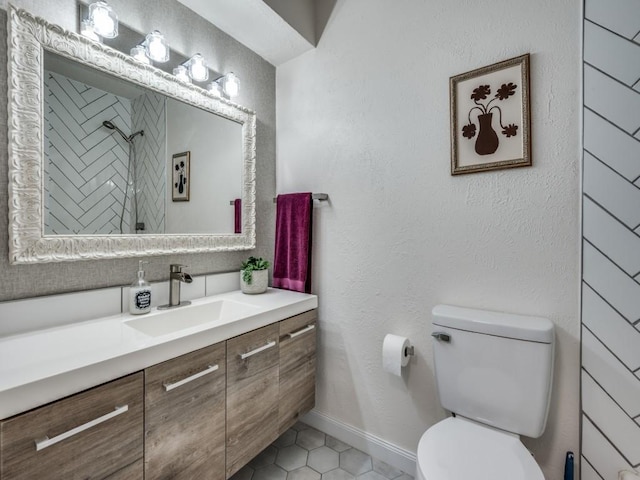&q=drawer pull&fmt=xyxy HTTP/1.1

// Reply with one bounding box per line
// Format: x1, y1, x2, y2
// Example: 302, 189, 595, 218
35, 405, 129, 452
288, 324, 316, 339
163, 364, 220, 392
240, 340, 276, 360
